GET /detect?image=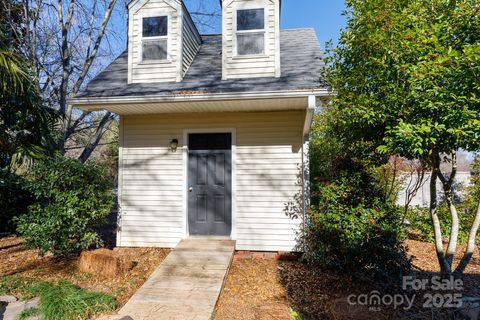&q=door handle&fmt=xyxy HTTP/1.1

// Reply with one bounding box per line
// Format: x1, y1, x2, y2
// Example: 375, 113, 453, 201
188, 187, 193, 192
